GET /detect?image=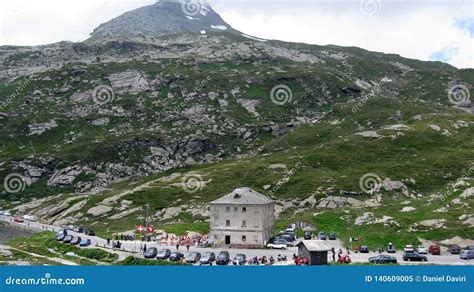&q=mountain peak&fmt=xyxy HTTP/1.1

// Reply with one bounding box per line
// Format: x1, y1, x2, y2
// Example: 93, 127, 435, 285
87, 0, 241, 42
